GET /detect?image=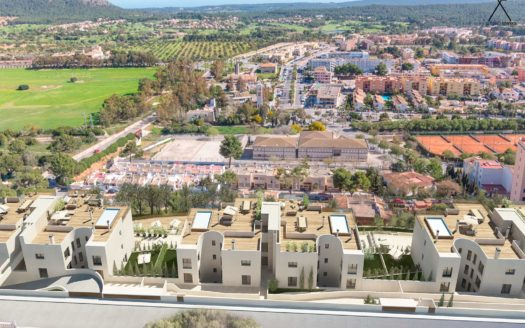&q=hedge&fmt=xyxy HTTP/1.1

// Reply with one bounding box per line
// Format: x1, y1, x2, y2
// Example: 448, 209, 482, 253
76, 133, 135, 173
